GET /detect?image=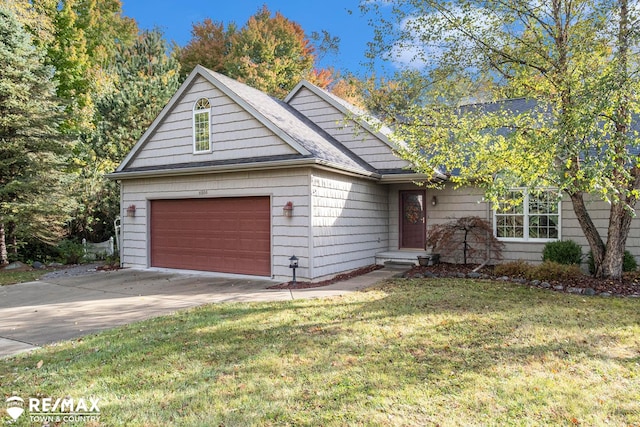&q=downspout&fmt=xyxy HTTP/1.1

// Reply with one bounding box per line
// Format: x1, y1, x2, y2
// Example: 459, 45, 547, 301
119, 181, 124, 268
